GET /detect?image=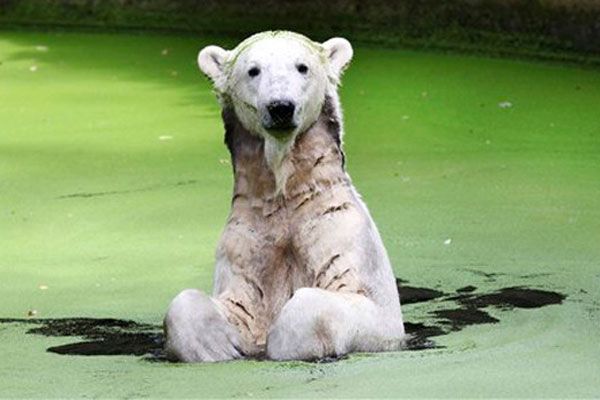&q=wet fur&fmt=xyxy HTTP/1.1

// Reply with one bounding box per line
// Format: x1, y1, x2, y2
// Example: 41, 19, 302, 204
164, 33, 405, 361
217, 97, 353, 353
164, 97, 405, 361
